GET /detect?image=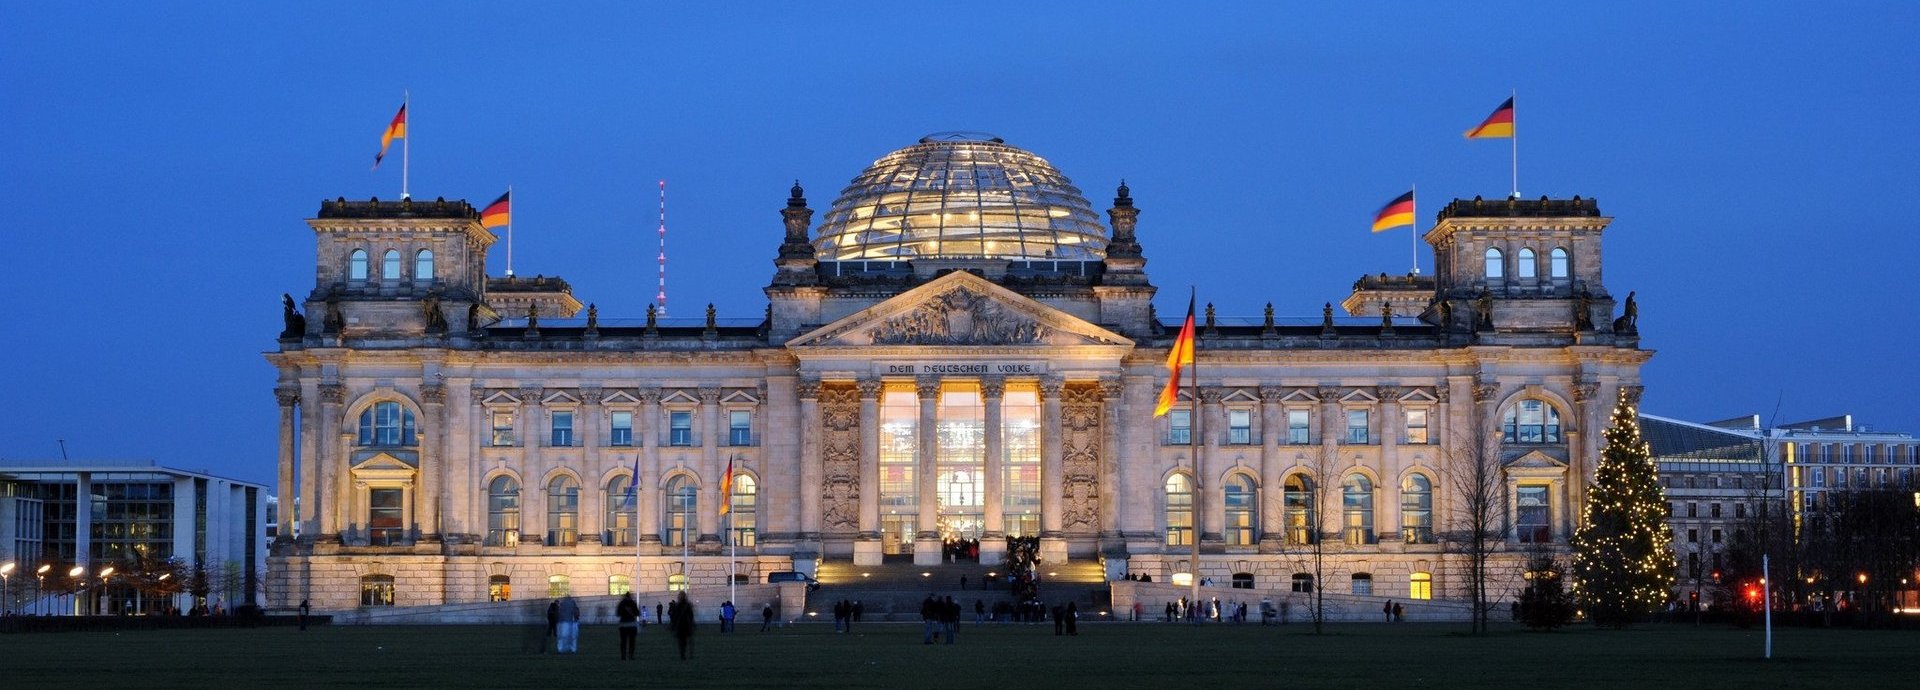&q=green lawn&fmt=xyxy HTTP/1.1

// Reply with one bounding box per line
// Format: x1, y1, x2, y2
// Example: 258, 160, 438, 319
7, 621, 1916, 689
